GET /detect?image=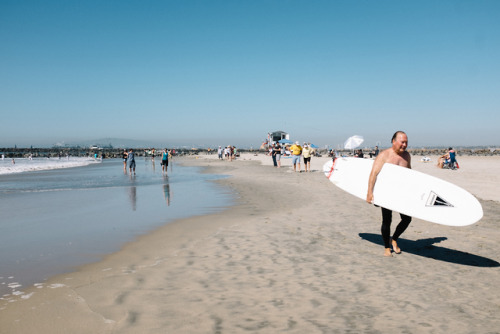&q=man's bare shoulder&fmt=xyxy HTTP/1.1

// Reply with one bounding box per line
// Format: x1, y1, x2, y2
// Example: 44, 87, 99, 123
370, 149, 390, 173
375, 148, 392, 162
